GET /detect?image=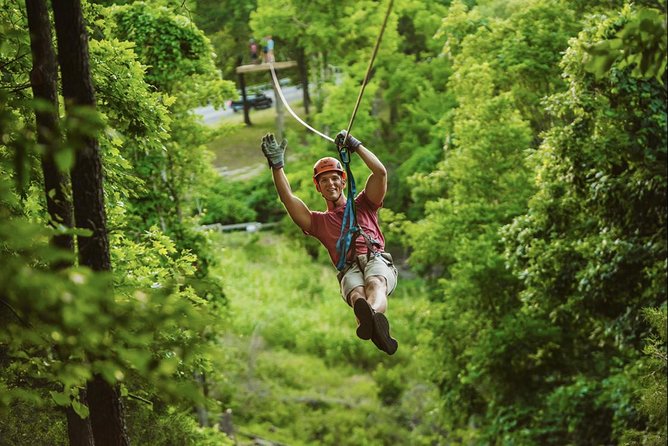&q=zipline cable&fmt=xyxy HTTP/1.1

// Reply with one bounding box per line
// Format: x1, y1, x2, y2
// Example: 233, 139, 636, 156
343, 0, 394, 141
268, 63, 334, 143
267, 0, 394, 145
335, 0, 394, 270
